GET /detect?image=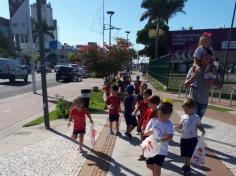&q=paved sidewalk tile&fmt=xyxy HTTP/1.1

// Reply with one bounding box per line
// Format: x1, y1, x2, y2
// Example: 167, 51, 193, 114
0, 114, 107, 176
